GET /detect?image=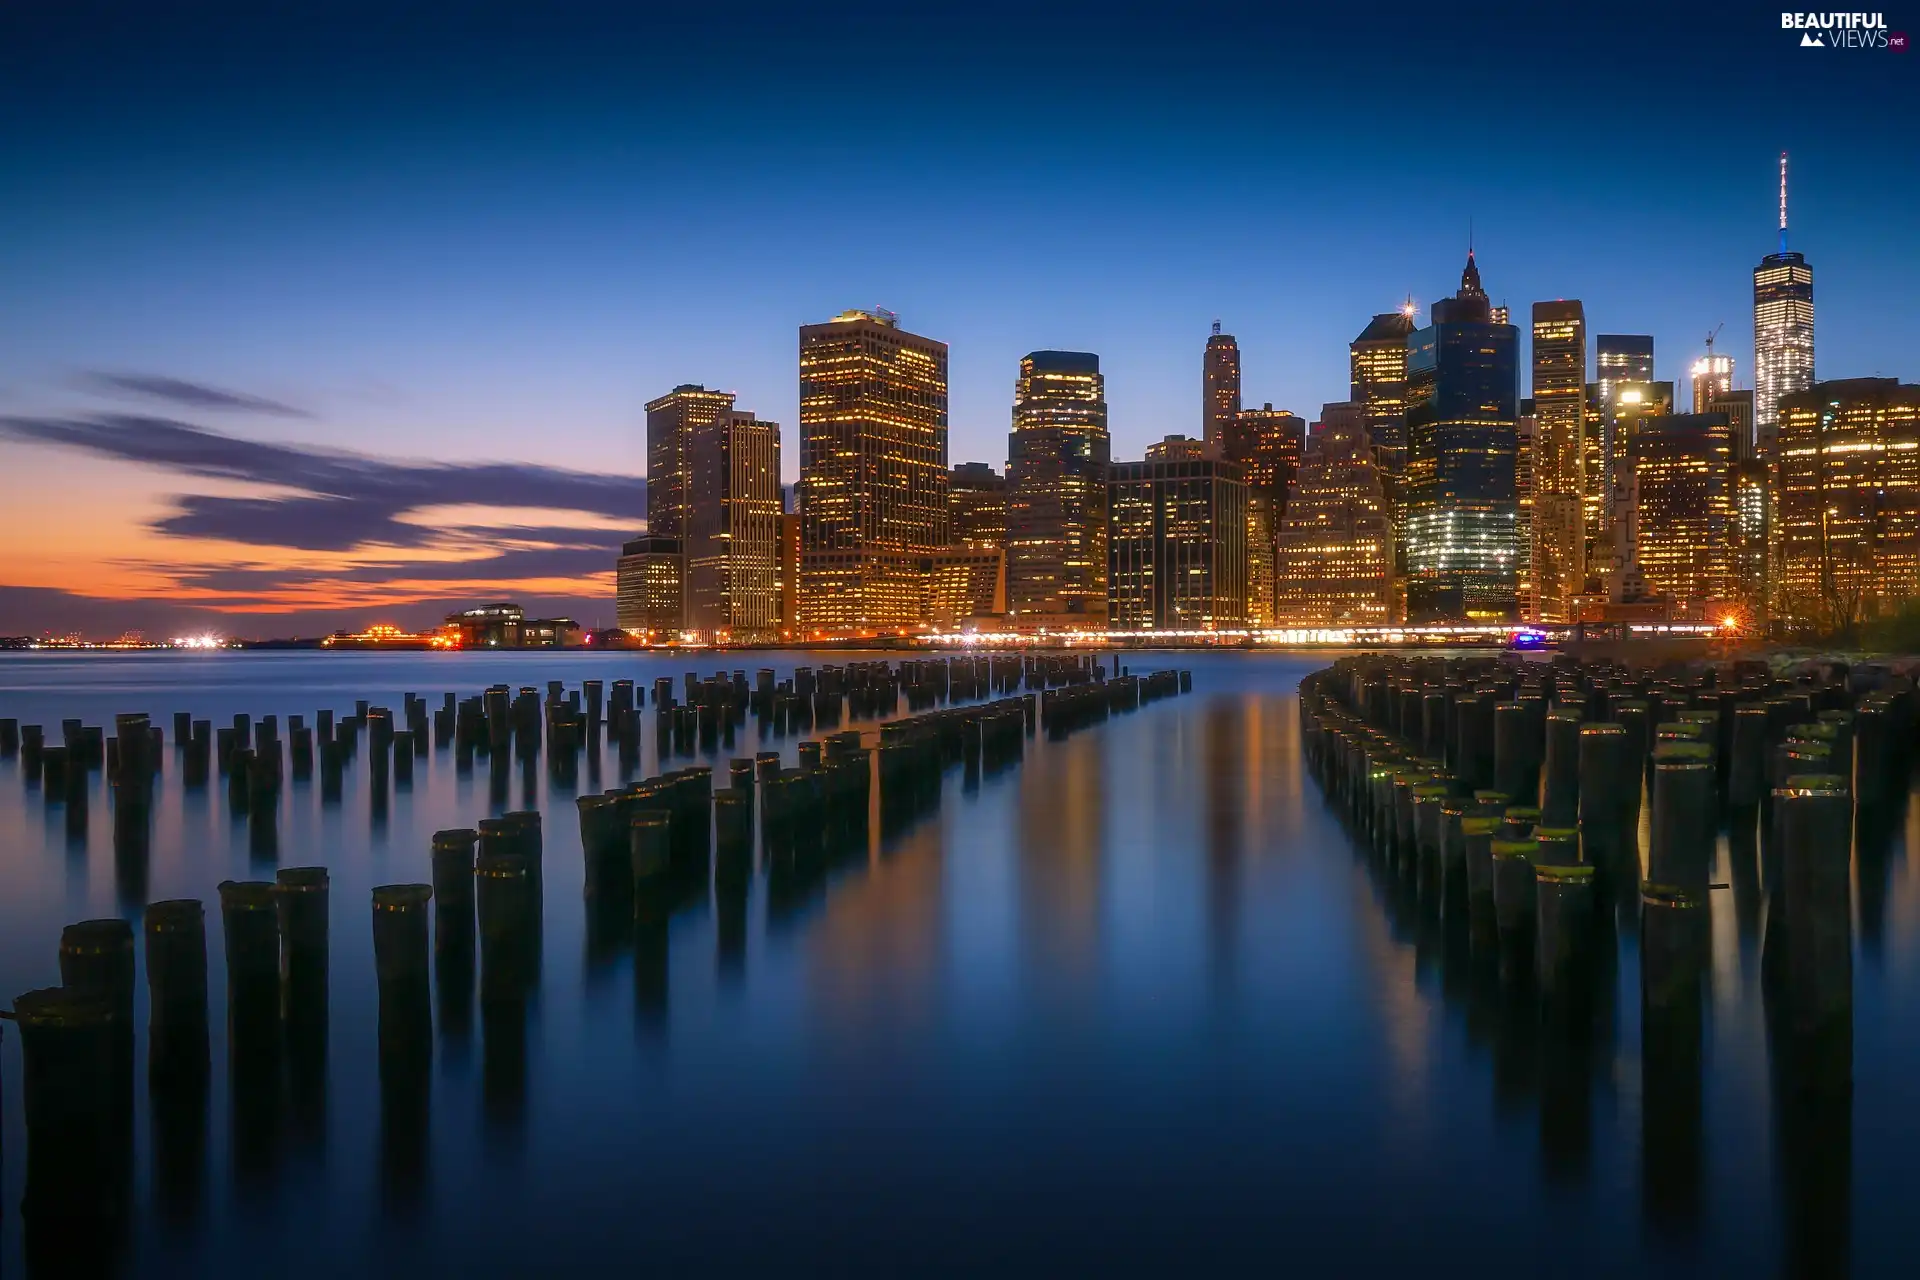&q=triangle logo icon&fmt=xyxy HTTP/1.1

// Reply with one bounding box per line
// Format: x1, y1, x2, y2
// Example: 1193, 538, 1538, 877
1800, 31, 1824, 45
